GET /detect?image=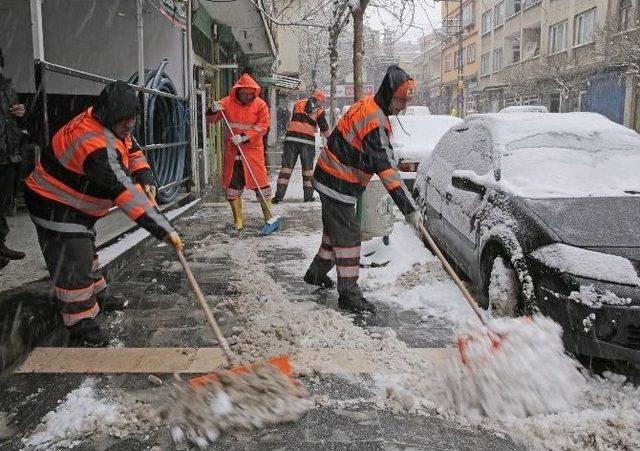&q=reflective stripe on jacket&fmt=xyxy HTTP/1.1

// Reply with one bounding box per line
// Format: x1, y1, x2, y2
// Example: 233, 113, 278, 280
313, 96, 416, 215
284, 98, 329, 146
25, 107, 173, 240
